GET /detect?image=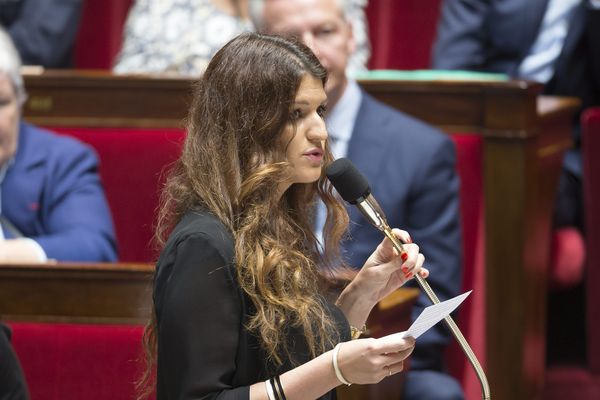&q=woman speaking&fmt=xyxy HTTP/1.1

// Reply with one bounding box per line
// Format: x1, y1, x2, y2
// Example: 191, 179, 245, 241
145, 32, 428, 400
